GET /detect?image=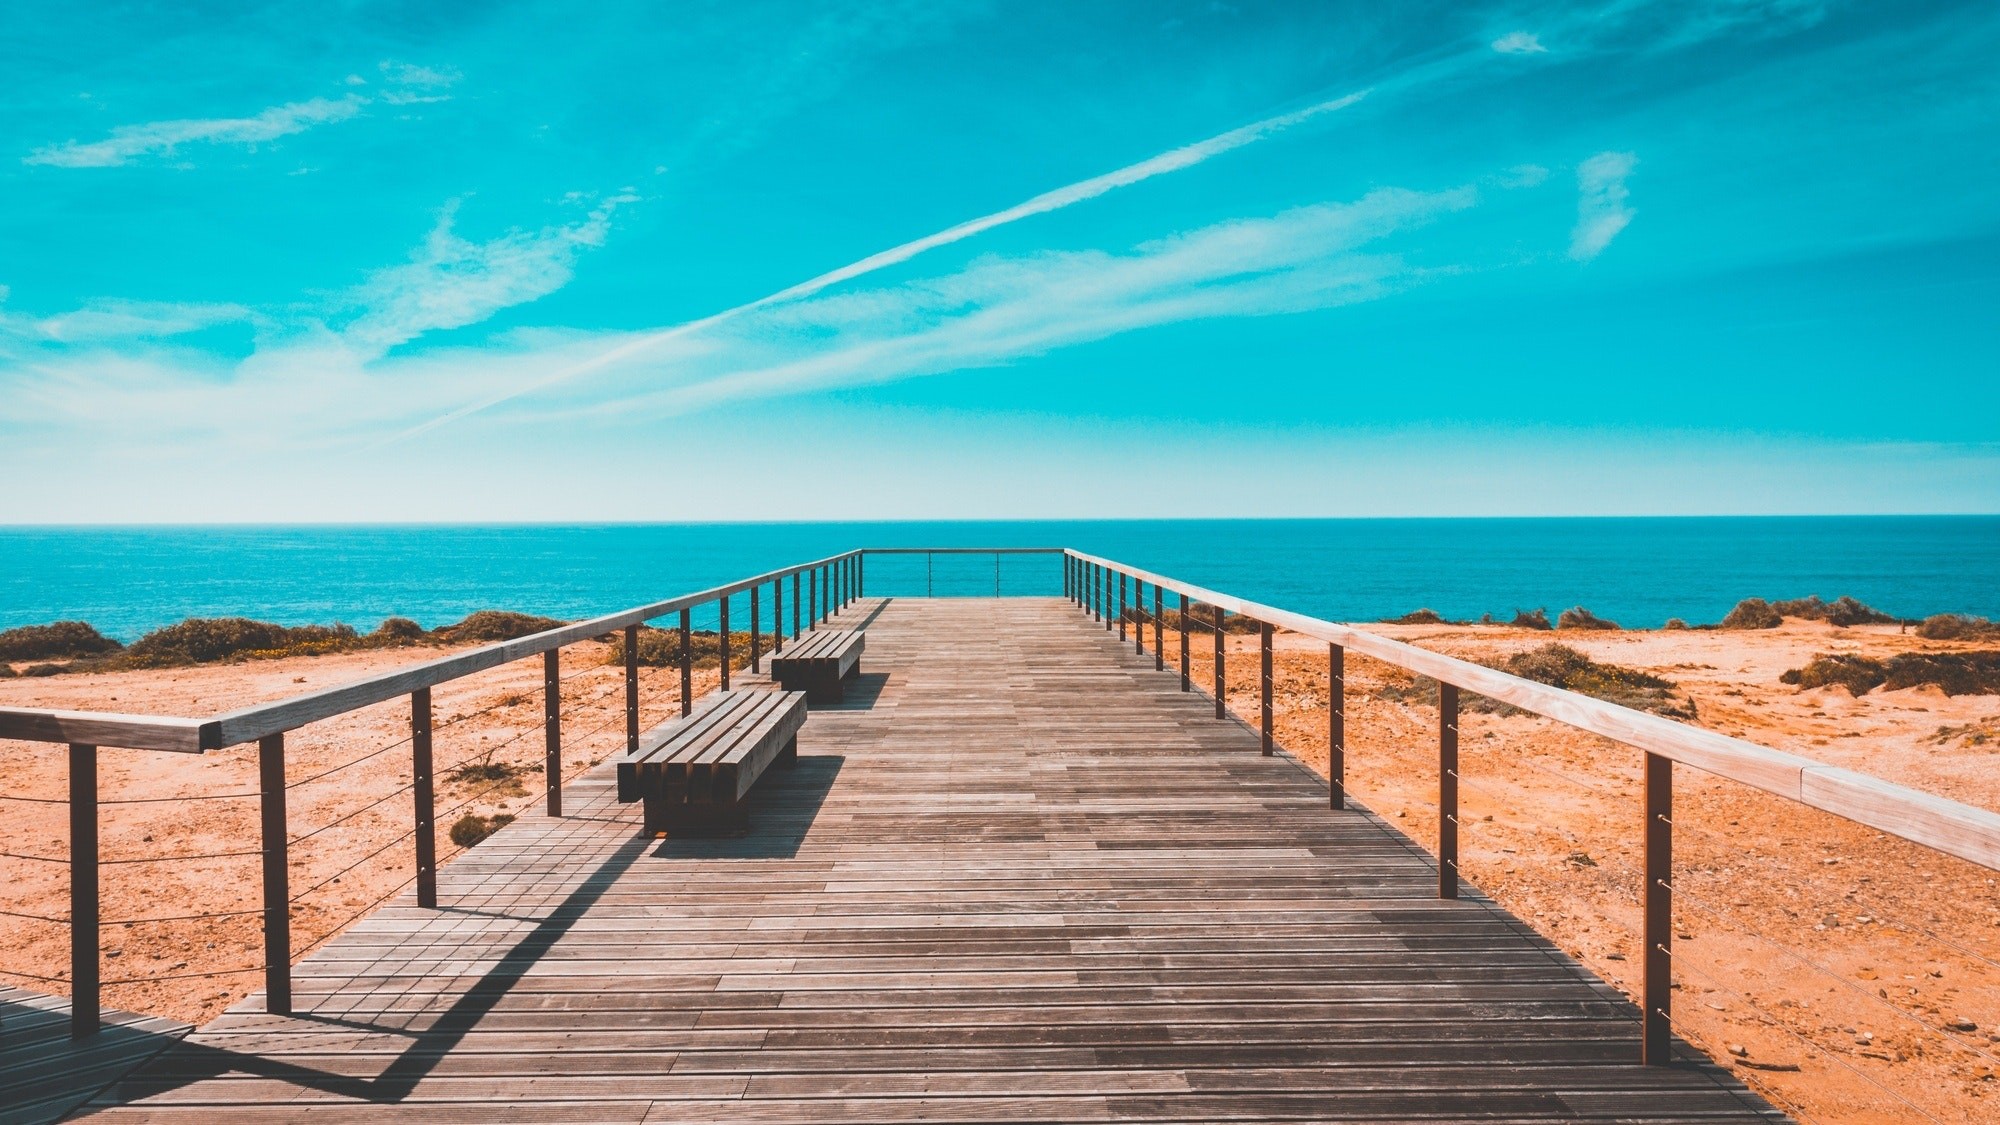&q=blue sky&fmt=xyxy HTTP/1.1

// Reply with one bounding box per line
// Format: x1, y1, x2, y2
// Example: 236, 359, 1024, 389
2, 0, 1995, 521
